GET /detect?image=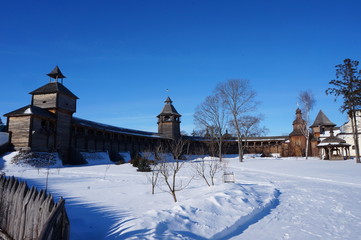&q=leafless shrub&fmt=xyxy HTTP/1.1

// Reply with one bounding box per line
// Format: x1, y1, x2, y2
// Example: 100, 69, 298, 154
157, 138, 193, 202
192, 157, 222, 187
